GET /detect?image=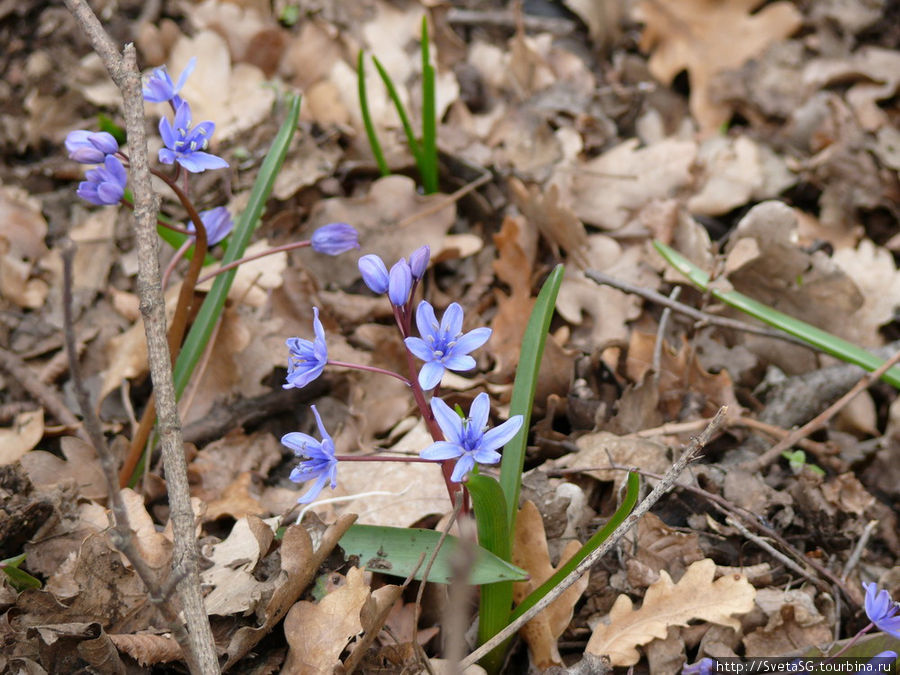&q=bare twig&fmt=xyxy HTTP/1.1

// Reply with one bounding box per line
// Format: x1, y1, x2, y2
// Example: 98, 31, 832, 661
842, 520, 879, 581
723, 513, 821, 586
460, 407, 728, 668
61, 241, 193, 660
652, 286, 680, 386
0, 346, 86, 441
61, 2, 218, 671
741, 348, 900, 473
585, 270, 813, 348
